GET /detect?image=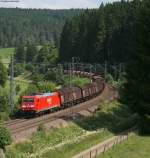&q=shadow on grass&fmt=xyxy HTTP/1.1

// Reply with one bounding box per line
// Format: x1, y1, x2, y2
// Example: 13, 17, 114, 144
74, 103, 139, 135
